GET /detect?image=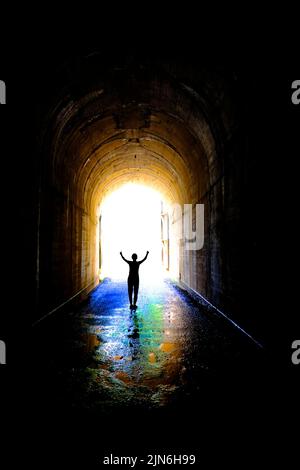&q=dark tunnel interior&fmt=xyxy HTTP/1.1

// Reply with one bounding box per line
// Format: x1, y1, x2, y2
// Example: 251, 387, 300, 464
0, 10, 298, 466
33, 52, 264, 337
18, 42, 298, 465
